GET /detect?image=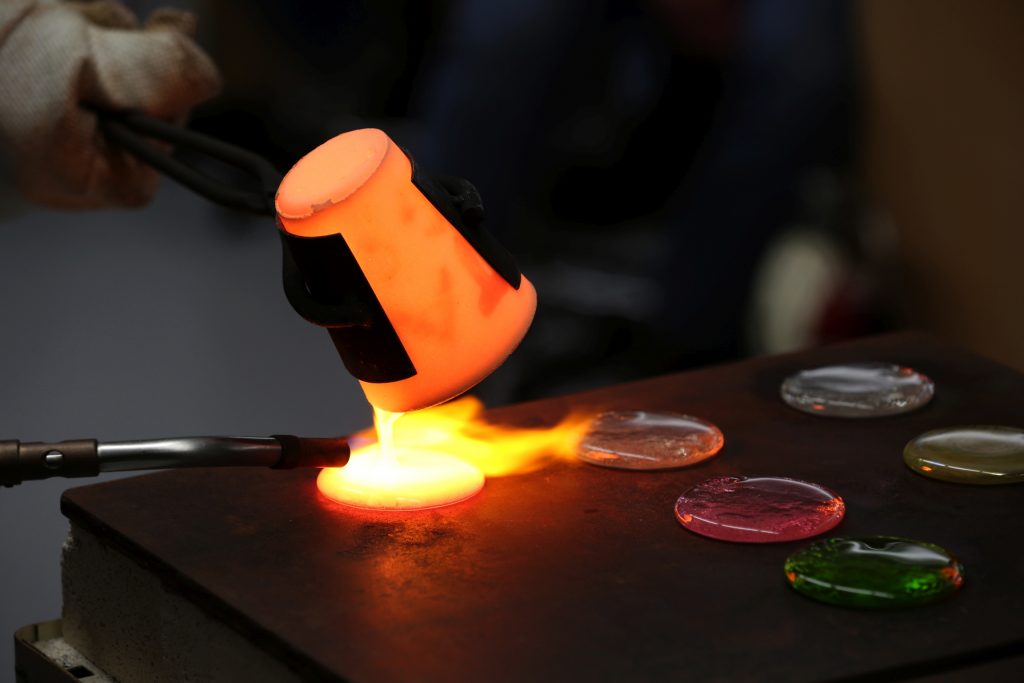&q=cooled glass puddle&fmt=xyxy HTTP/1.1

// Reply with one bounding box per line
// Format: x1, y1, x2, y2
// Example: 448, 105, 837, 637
578, 411, 724, 470
904, 425, 1024, 485
784, 536, 964, 608
675, 476, 845, 543
780, 362, 934, 418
